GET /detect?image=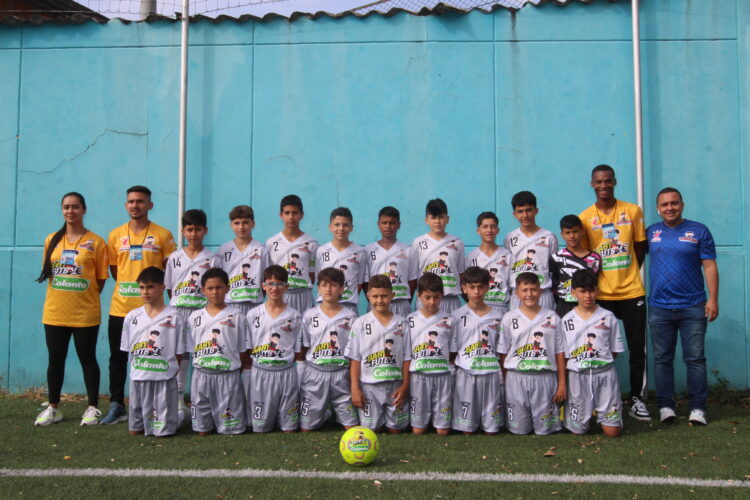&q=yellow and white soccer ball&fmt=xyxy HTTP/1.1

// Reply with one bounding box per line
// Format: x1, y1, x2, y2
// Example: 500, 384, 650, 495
339, 426, 379, 466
